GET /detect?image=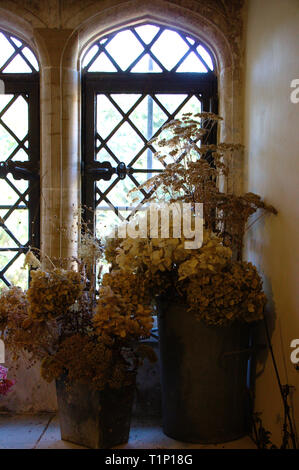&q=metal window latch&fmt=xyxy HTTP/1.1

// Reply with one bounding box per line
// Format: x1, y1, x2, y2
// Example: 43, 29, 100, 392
85, 160, 163, 181
85, 161, 128, 181
0, 161, 39, 180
